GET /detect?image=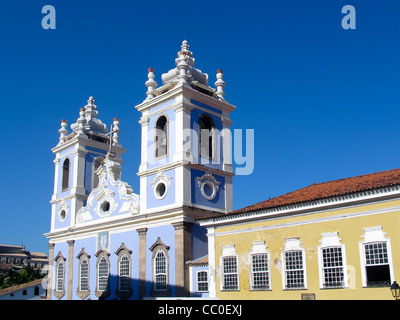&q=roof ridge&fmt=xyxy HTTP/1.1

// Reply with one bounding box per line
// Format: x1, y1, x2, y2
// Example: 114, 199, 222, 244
310, 167, 400, 186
